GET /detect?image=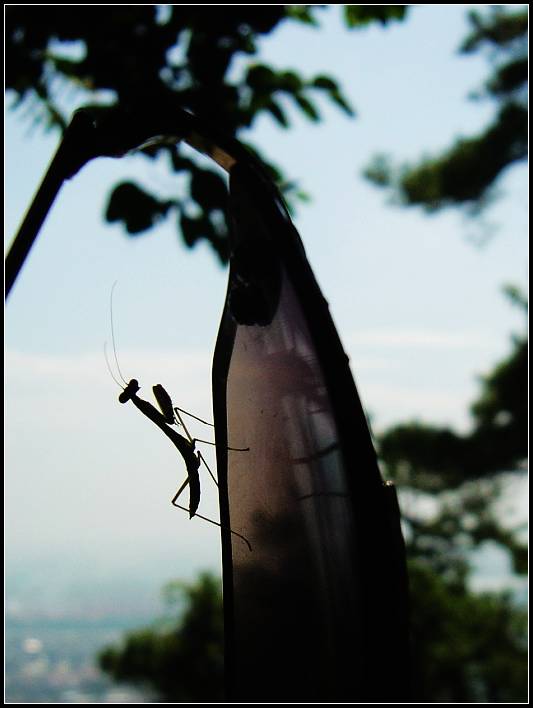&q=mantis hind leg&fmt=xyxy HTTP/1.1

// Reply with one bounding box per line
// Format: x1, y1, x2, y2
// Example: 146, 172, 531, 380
170, 458, 200, 518
170, 499, 252, 552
